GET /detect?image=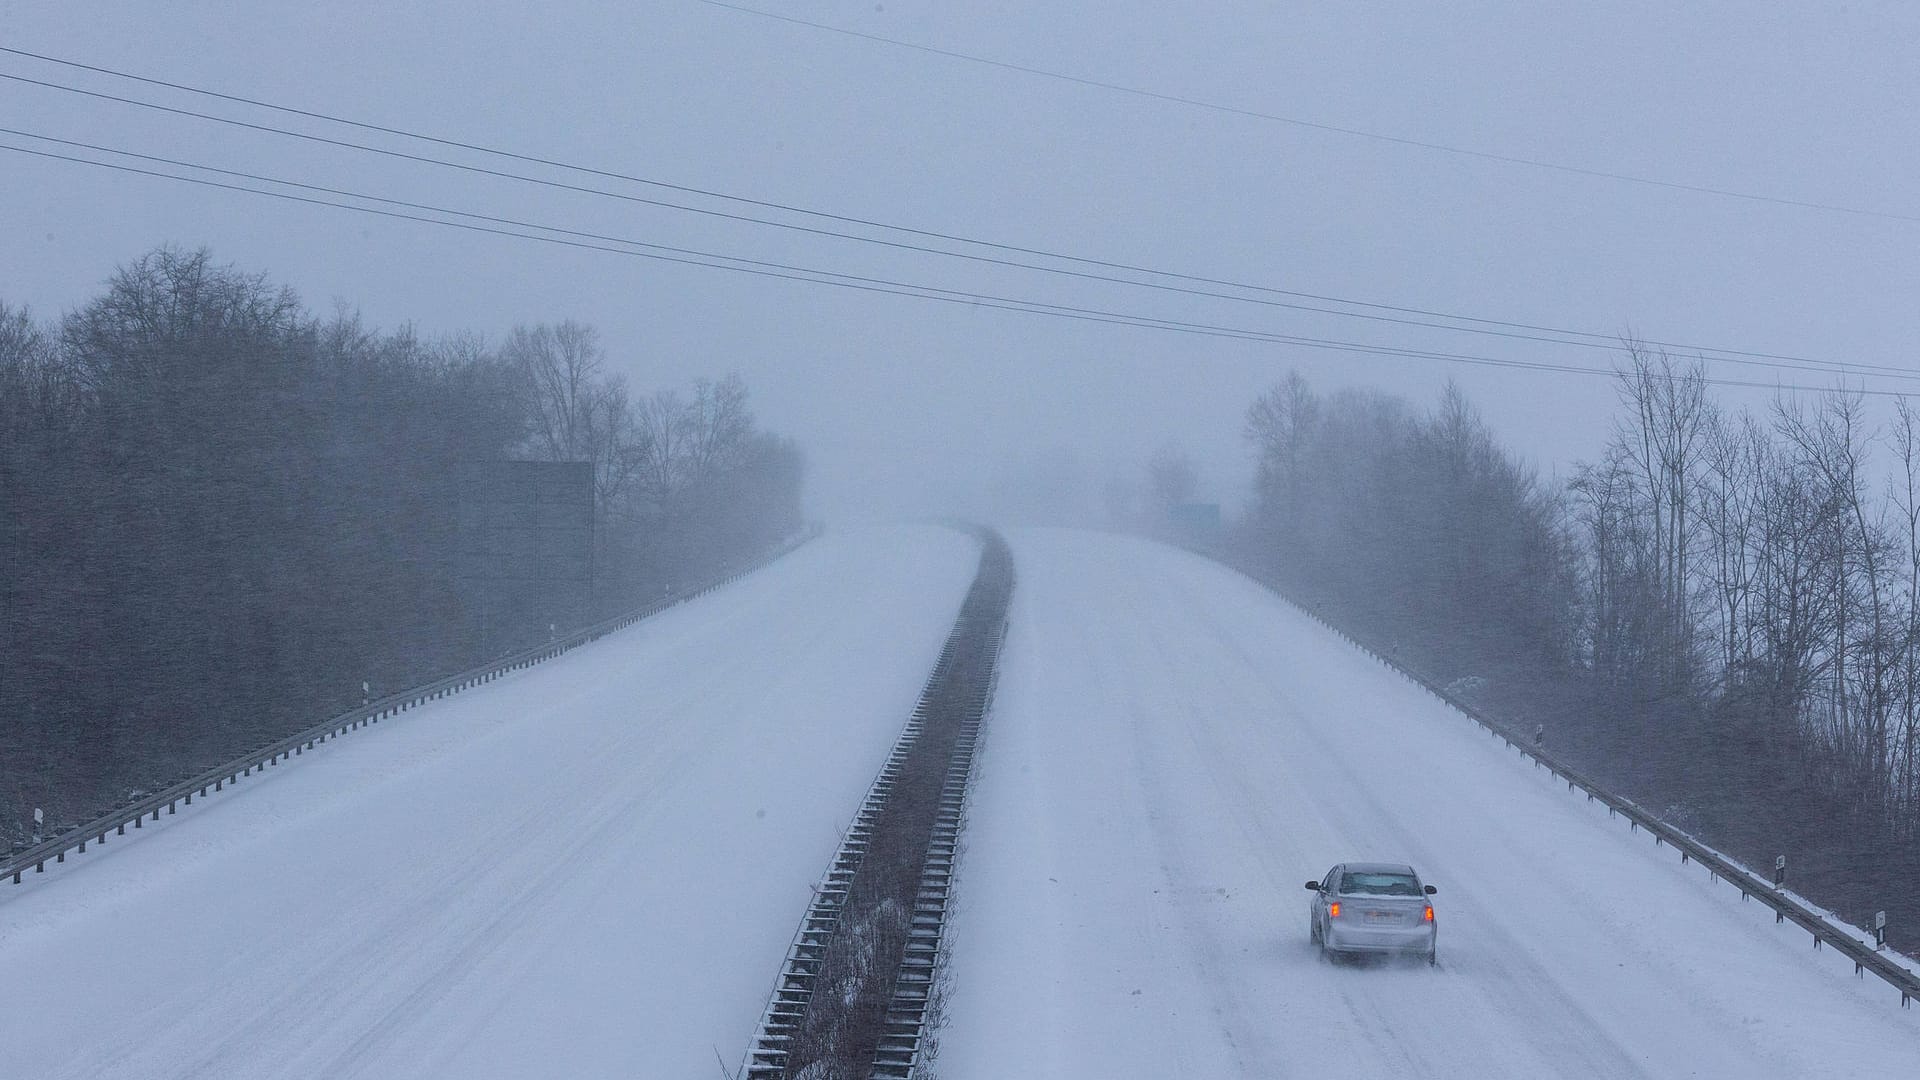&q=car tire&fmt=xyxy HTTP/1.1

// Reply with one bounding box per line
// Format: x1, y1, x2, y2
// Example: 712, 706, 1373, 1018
1427, 945, 1437, 967
1310, 918, 1322, 946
